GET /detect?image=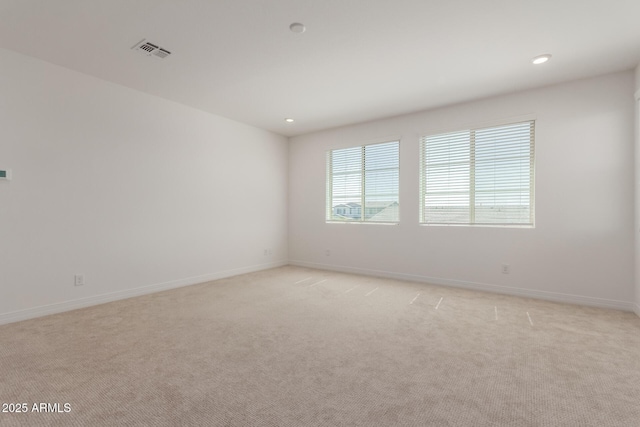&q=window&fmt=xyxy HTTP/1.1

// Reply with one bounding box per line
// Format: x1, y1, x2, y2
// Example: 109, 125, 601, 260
420, 121, 534, 226
327, 140, 399, 223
